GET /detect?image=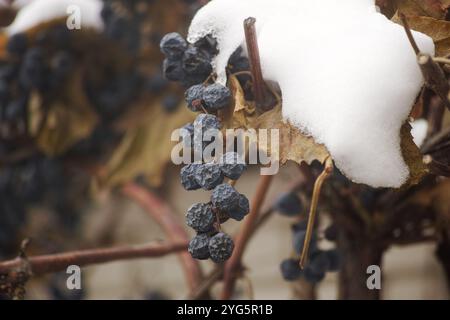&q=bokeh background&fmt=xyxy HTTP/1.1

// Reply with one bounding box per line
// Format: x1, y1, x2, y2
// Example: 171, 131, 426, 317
0, 0, 449, 300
